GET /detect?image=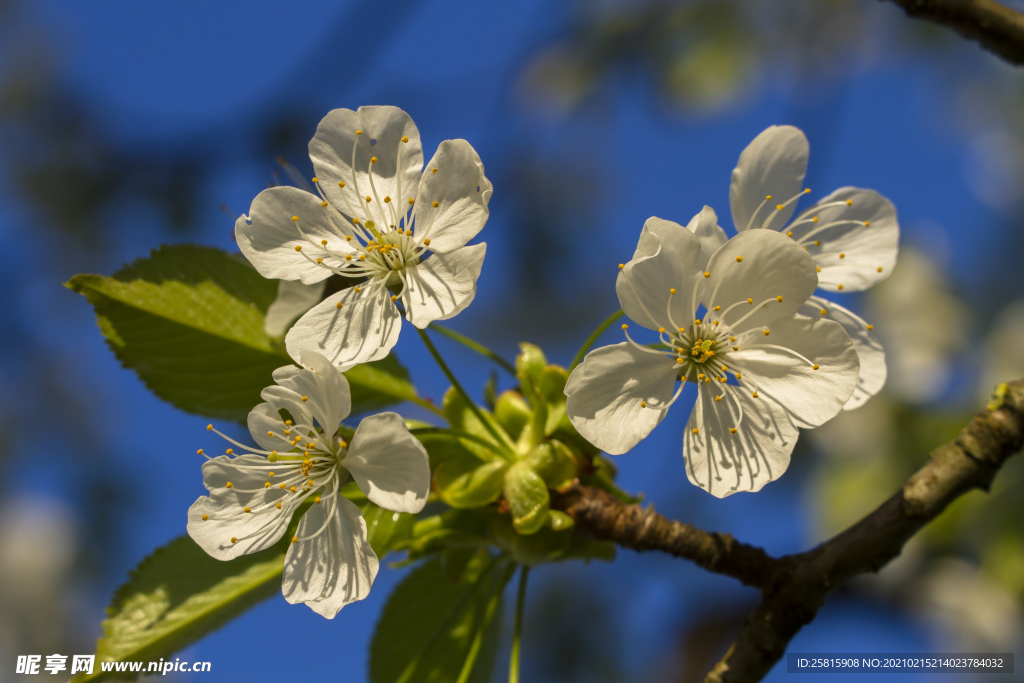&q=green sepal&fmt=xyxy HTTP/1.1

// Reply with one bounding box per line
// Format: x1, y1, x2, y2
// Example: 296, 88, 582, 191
537, 364, 570, 435
524, 440, 578, 490
494, 390, 531, 442
434, 456, 509, 509
442, 387, 516, 459
504, 461, 550, 535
